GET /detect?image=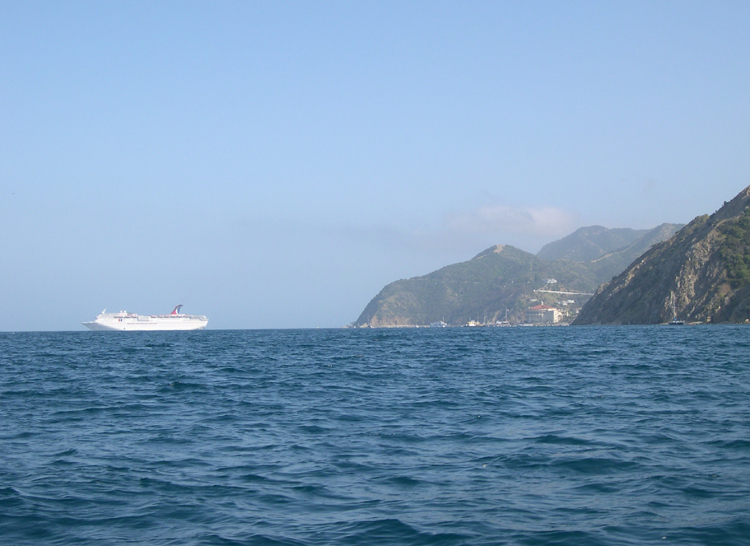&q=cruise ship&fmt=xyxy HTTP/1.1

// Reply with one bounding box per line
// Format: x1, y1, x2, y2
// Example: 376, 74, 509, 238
83, 305, 208, 331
